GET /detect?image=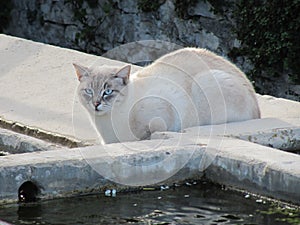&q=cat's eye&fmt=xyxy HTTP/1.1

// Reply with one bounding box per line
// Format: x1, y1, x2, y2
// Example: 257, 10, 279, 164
84, 88, 93, 95
104, 89, 113, 96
